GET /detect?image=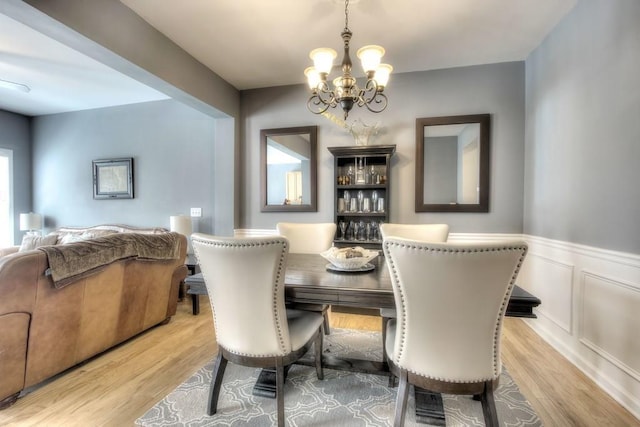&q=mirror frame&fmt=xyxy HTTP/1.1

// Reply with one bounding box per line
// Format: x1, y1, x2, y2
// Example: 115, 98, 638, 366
415, 114, 490, 212
260, 125, 318, 212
